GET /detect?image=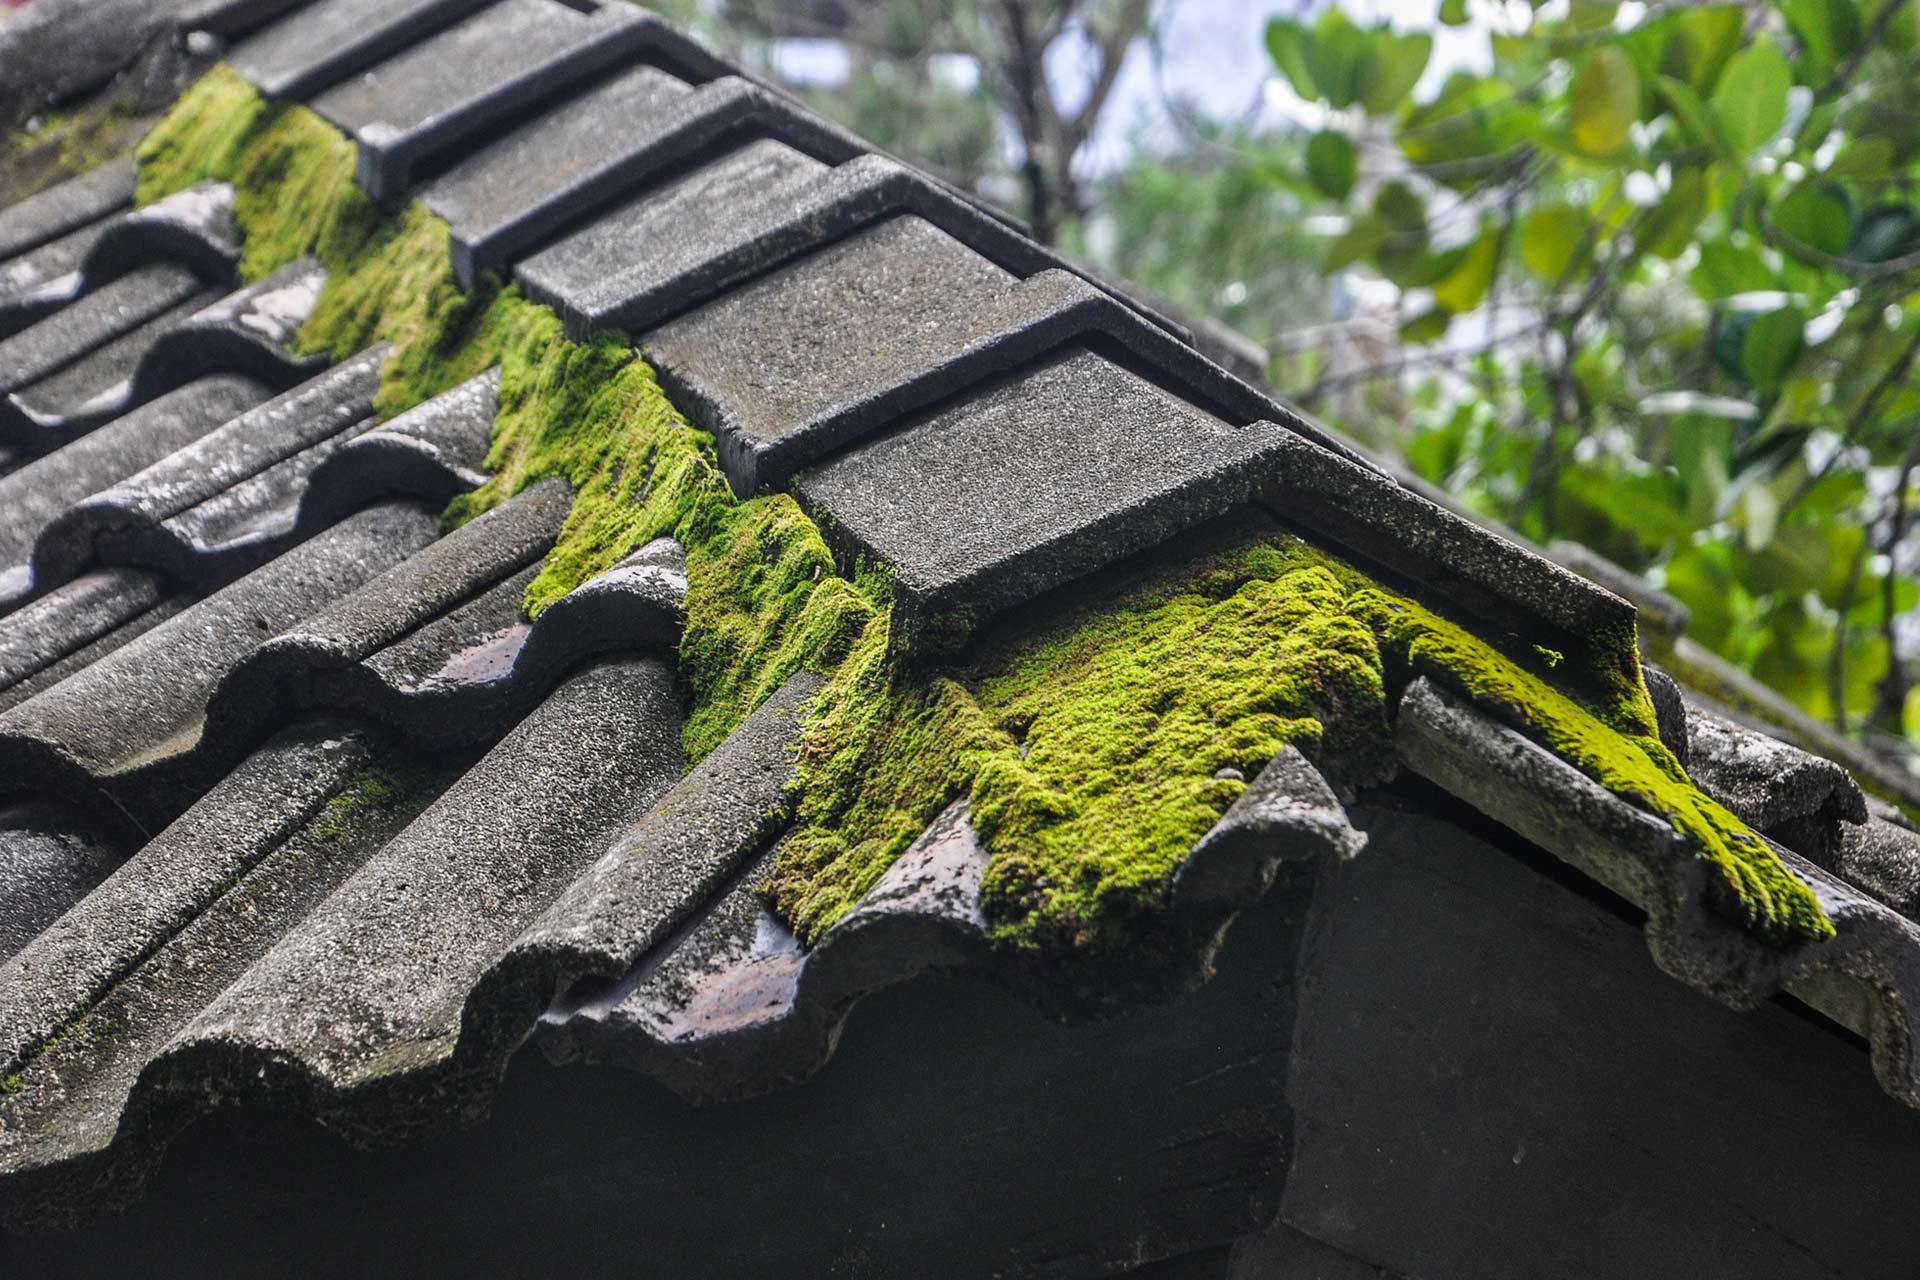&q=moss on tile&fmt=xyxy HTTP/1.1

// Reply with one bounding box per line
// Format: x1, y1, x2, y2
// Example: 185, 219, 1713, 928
136, 68, 875, 763
772, 529, 1832, 952
1355, 591, 1833, 945
129, 66, 1831, 957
